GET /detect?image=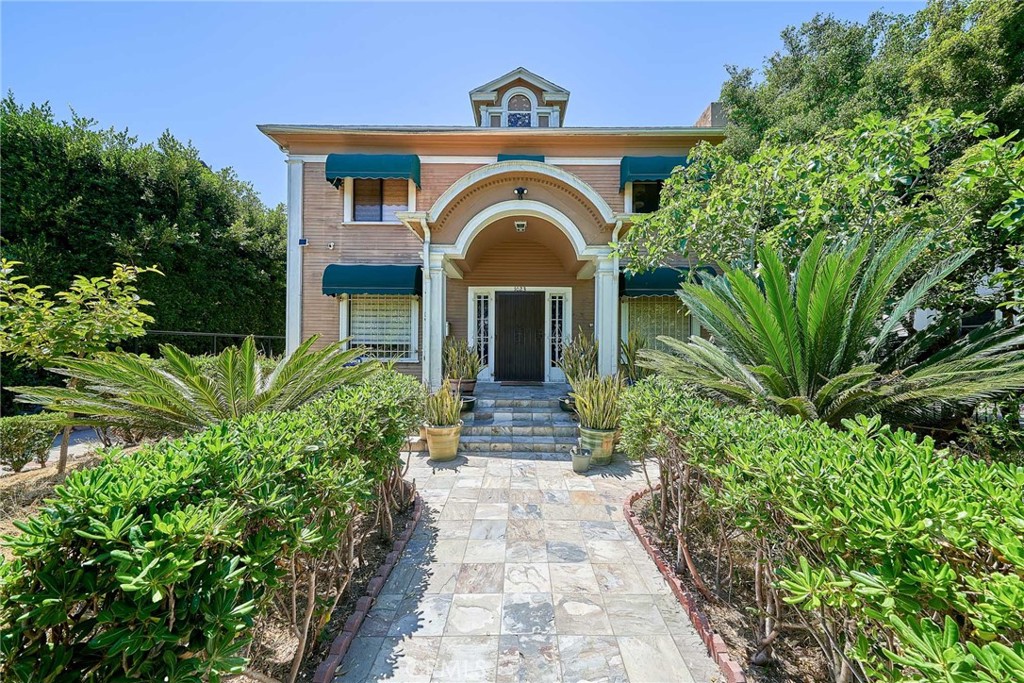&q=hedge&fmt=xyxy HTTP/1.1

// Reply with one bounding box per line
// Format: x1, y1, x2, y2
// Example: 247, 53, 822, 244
620, 376, 1024, 683
0, 370, 422, 683
0, 413, 60, 472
